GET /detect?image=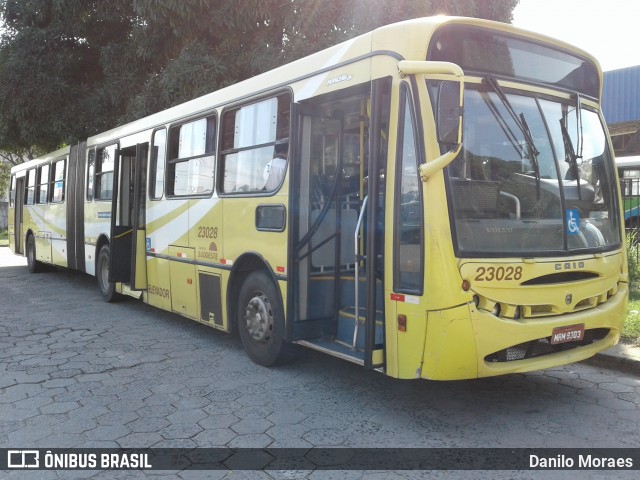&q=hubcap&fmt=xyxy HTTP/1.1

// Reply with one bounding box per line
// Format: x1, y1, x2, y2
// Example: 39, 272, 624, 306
244, 293, 273, 343
99, 255, 109, 292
